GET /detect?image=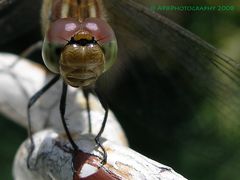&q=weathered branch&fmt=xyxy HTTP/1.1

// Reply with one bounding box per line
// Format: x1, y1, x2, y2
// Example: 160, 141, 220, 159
14, 130, 187, 180
0, 53, 187, 179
